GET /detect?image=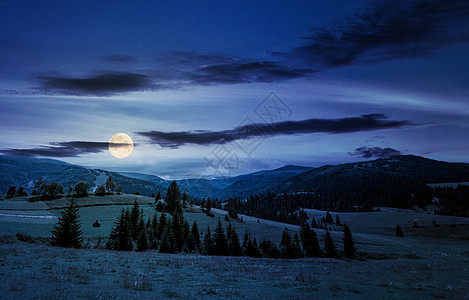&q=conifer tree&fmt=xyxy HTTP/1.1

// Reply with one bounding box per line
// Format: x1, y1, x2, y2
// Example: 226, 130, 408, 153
171, 211, 183, 252
280, 229, 293, 259
213, 218, 228, 256
158, 213, 167, 240
324, 230, 338, 258
325, 211, 334, 224
229, 228, 242, 256
166, 180, 181, 214
107, 208, 132, 251
311, 217, 318, 228
159, 220, 176, 253
335, 215, 341, 225
130, 200, 140, 240
396, 225, 404, 237
205, 198, 212, 212
203, 227, 213, 255
343, 223, 356, 259
310, 228, 322, 257
105, 176, 116, 193
242, 231, 250, 256
137, 230, 148, 251
183, 220, 194, 252
292, 233, 304, 258
51, 198, 83, 248
192, 221, 201, 251
155, 191, 161, 203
